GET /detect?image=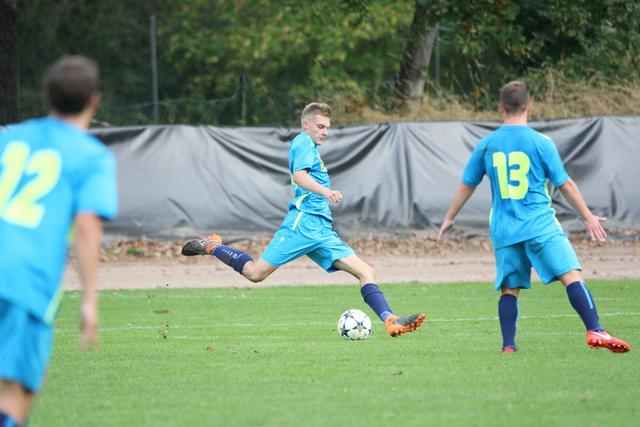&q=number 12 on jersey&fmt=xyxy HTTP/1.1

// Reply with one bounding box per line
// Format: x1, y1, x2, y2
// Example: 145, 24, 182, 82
492, 151, 530, 200
0, 141, 62, 228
